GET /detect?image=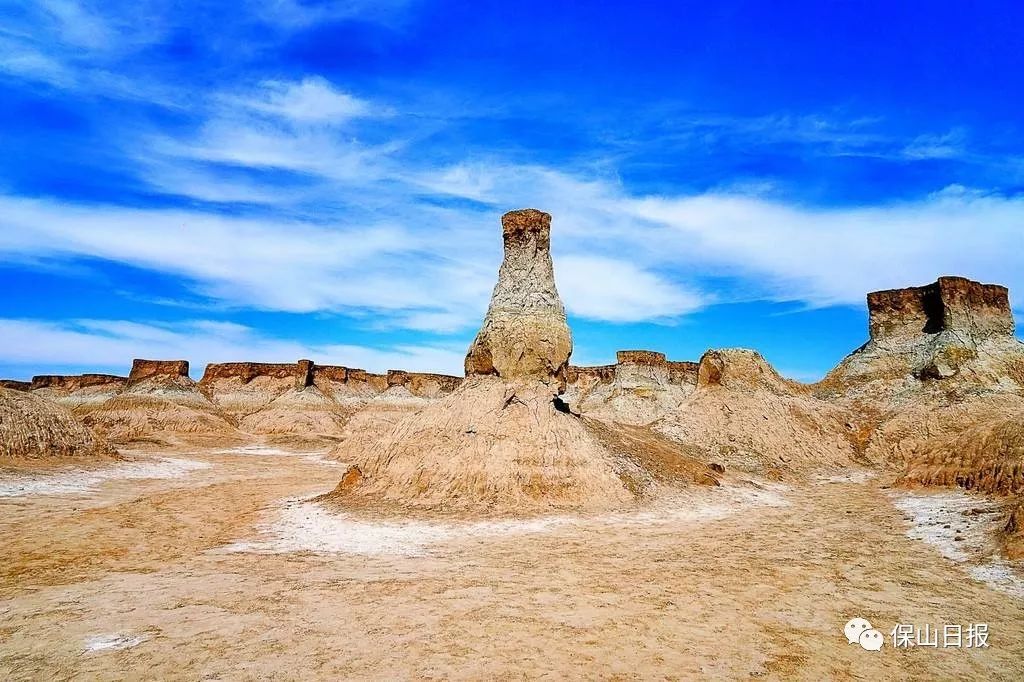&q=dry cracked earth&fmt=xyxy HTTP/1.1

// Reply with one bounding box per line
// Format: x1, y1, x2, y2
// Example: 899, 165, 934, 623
2, 446, 1022, 681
